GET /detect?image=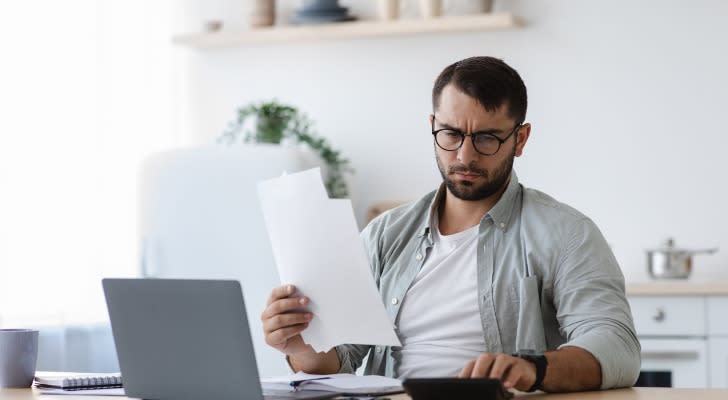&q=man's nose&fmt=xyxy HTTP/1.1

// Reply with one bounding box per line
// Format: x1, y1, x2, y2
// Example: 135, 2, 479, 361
457, 136, 479, 164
